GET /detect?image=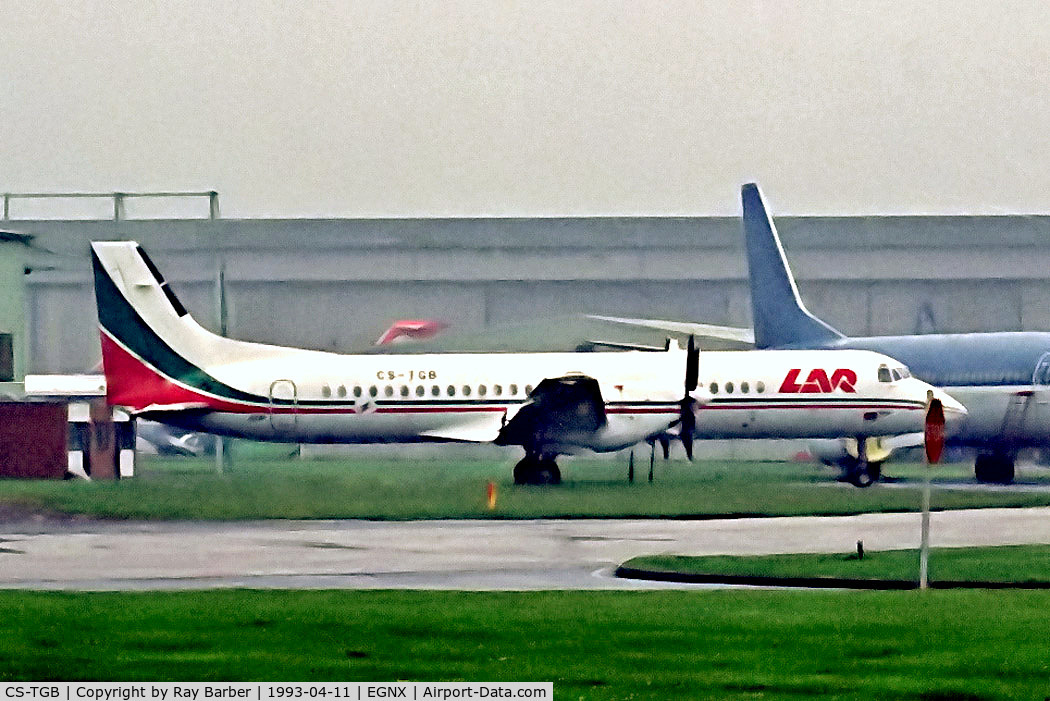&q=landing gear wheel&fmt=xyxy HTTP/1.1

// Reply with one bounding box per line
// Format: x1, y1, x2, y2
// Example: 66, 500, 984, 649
513, 455, 562, 486
974, 454, 1015, 484
513, 459, 529, 485
841, 436, 882, 488
845, 460, 881, 488
533, 459, 561, 486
